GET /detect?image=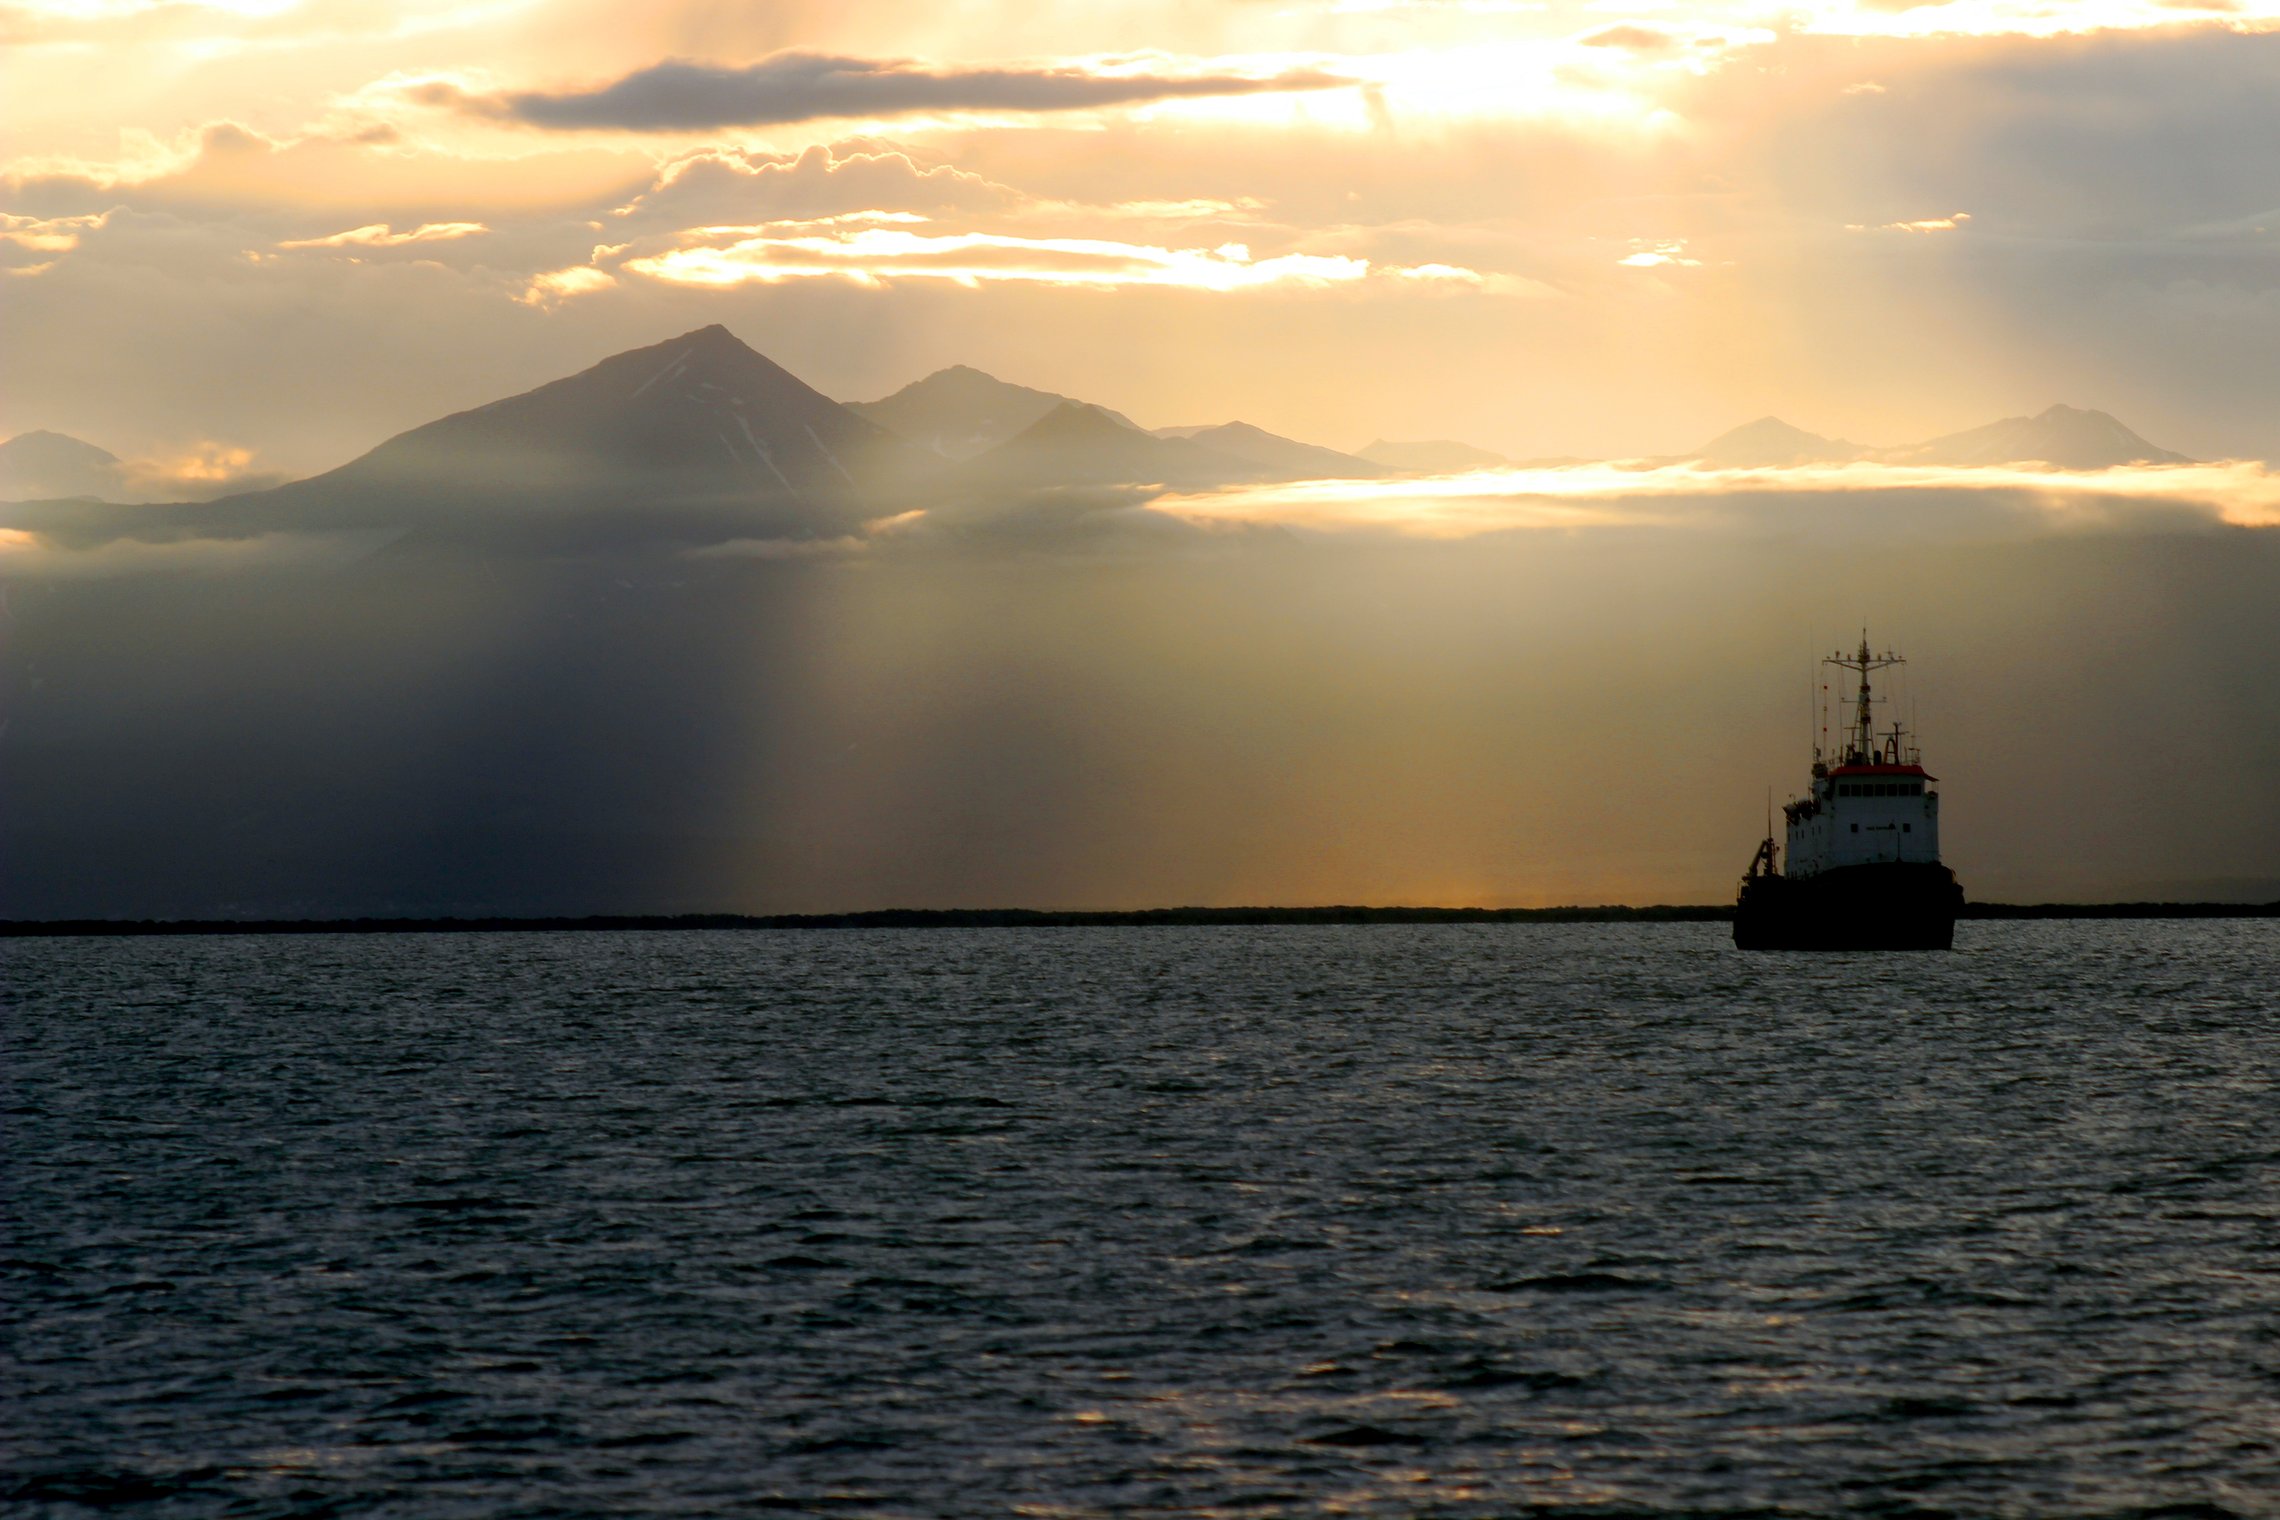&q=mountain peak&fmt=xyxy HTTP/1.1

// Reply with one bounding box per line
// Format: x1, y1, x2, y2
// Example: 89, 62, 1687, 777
640, 322, 768, 367
850, 367, 1140, 459
235, 326, 929, 542
1020, 400, 1141, 443
1890, 403, 2189, 468
957, 400, 1273, 492
5, 428, 117, 457
1693, 416, 1866, 466
0, 429, 125, 501
892, 365, 1025, 401
1162, 420, 1388, 480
